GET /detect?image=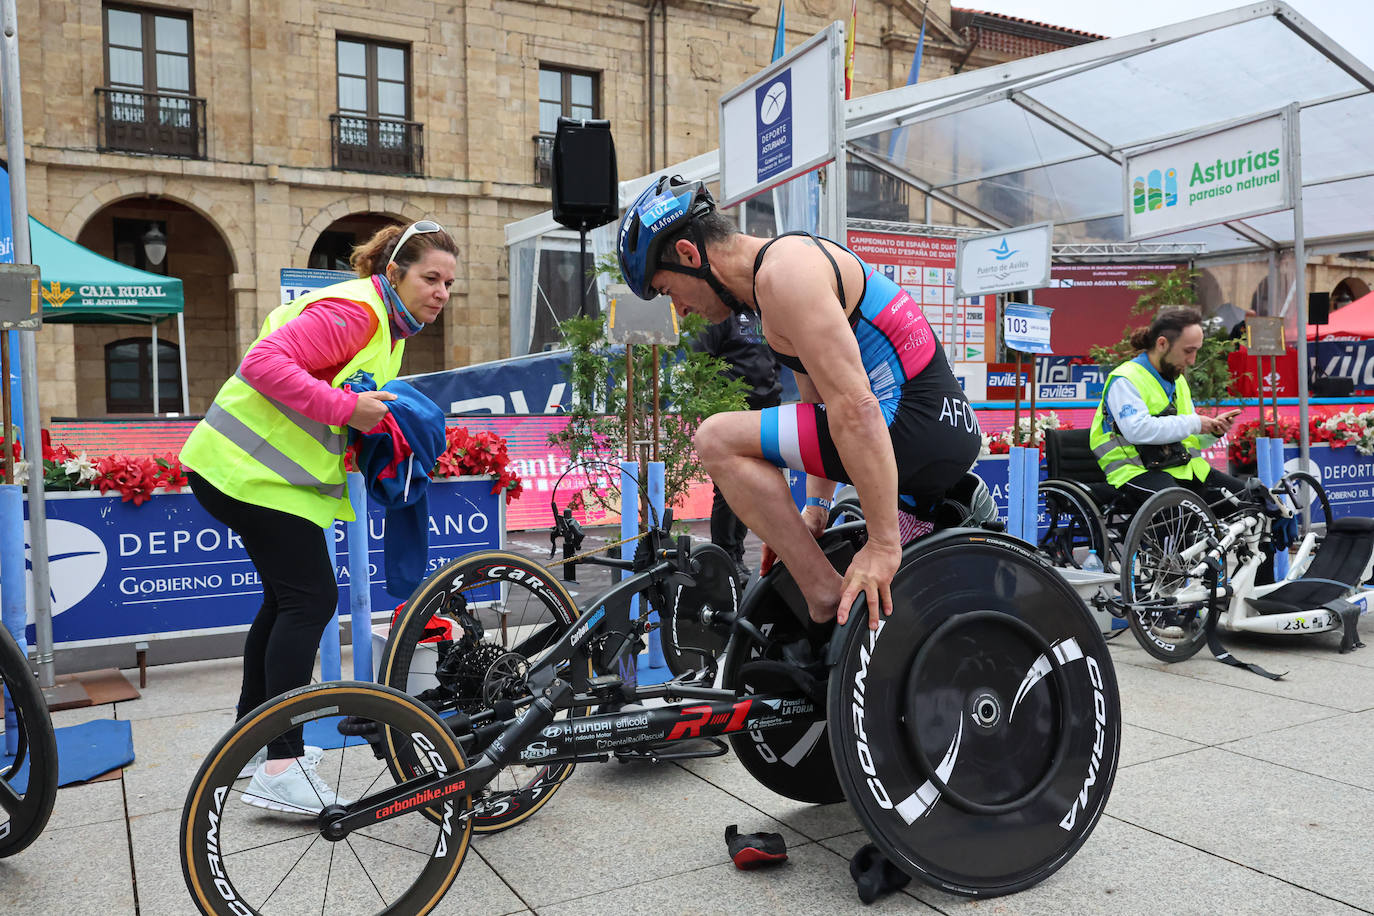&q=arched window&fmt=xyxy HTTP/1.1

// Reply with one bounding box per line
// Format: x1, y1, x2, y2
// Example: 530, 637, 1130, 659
105, 337, 183, 413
